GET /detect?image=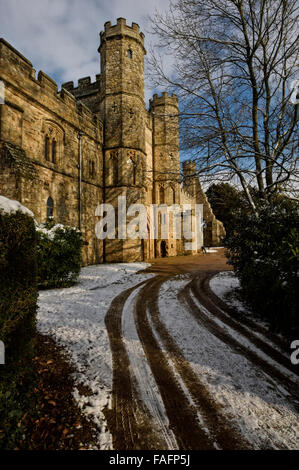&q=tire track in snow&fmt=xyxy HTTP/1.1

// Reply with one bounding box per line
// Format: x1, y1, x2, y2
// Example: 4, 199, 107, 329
181, 277, 299, 407
135, 275, 251, 449
104, 280, 167, 450
202, 273, 298, 376
122, 286, 178, 449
